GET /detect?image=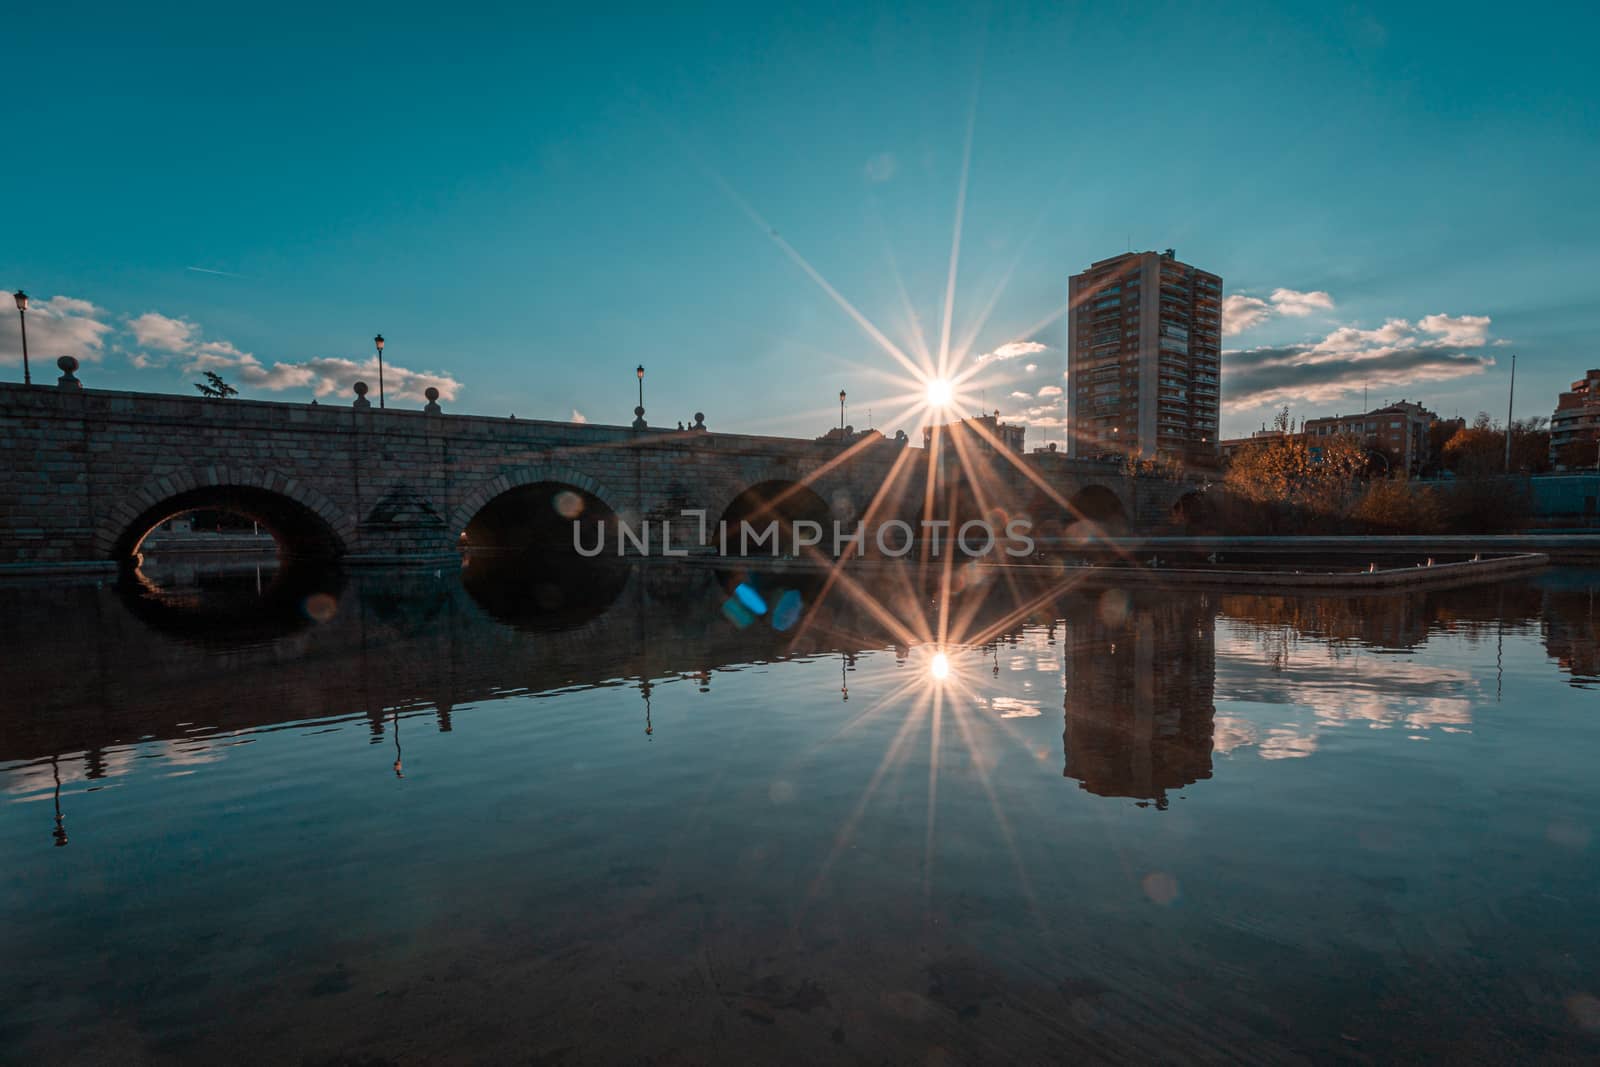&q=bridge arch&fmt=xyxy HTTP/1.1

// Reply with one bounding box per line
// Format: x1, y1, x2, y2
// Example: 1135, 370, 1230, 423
450, 464, 622, 543
716, 479, 835, 555
457, 463, 624, 556
1170, 490, 1213, 532
98, 467, 354, 562
1064, 483, 1129, 535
